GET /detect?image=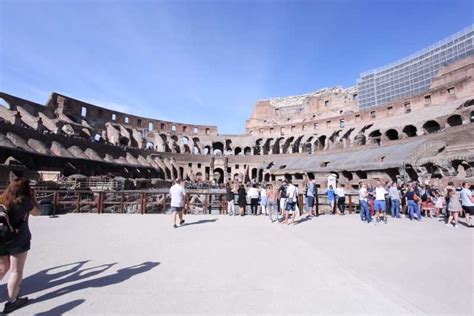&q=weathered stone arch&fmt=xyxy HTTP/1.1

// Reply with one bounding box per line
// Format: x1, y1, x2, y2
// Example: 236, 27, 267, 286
402, 125, 417, 137
446, 114, 463, 127
423, 120, 441, 134
385, 129, 399, 140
